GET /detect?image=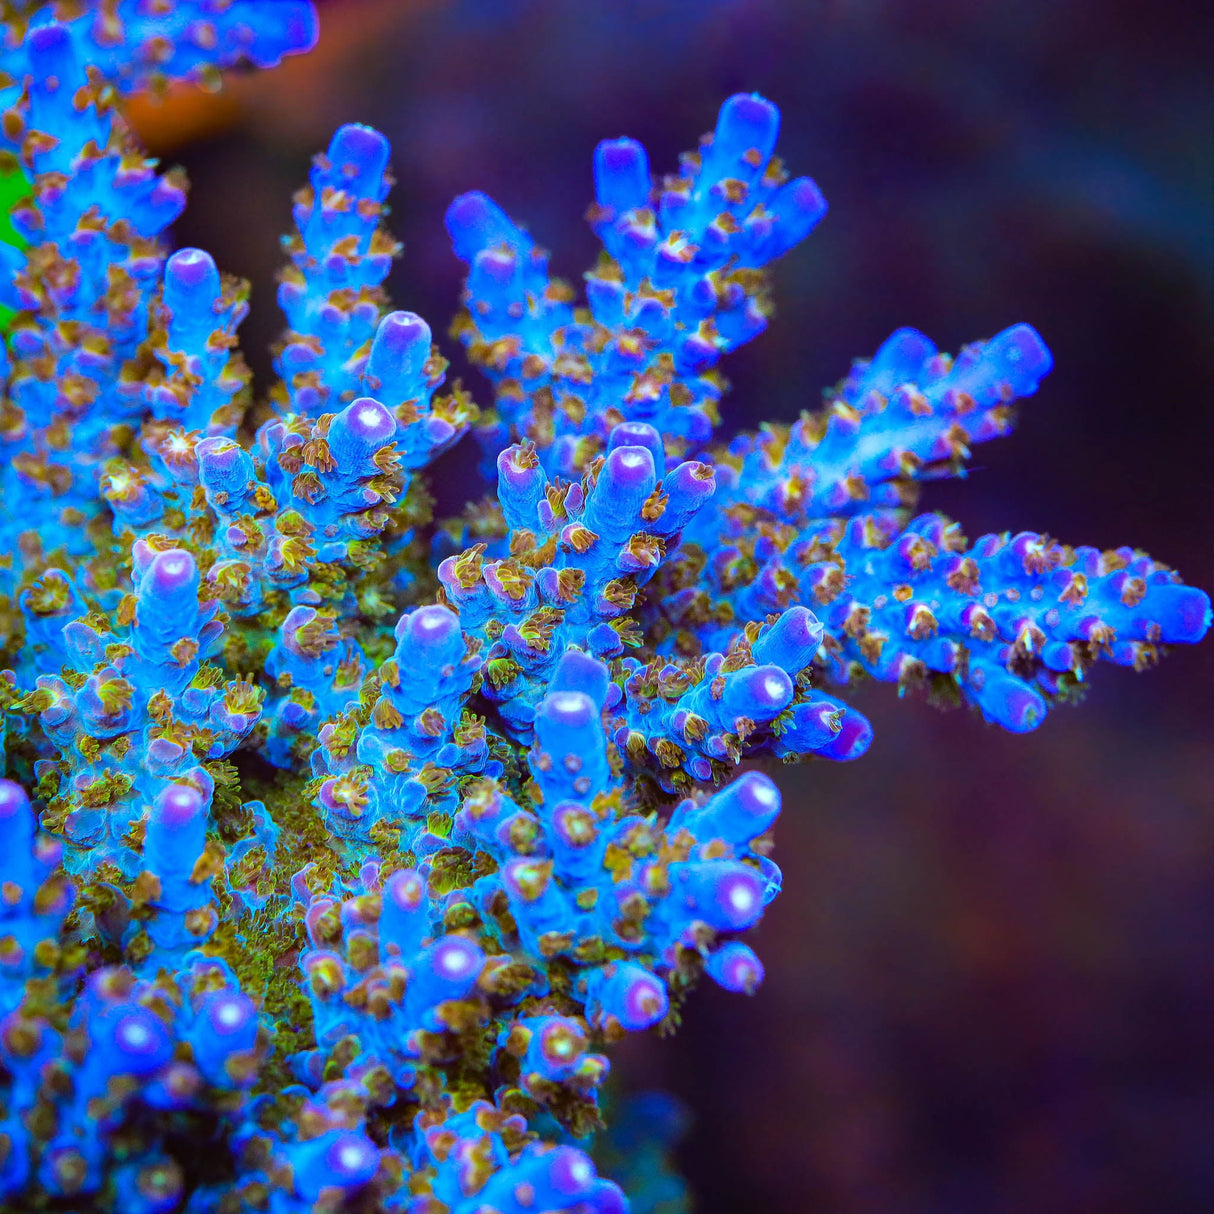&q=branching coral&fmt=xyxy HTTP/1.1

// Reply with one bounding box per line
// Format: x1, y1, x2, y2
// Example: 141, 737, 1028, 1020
0, 3, 1207, 1211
